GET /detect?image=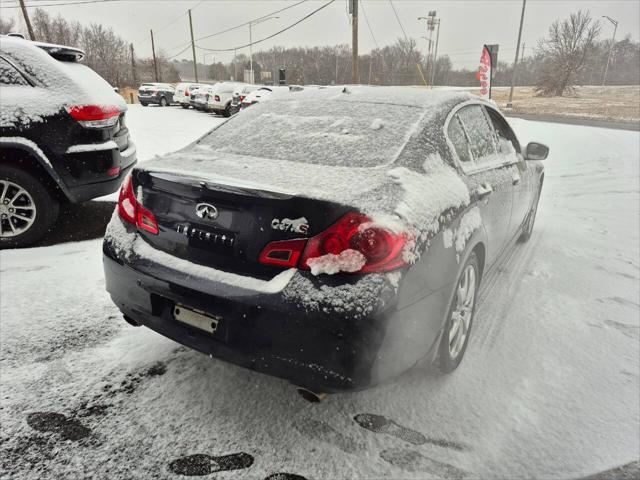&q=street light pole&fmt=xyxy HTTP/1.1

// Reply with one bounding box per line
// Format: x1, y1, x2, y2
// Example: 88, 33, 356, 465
248, 16, 279, 85
507, 0, 527, 108
418, 12, 438, 87
430, 19, 441, 87
602, 16, 618, 86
